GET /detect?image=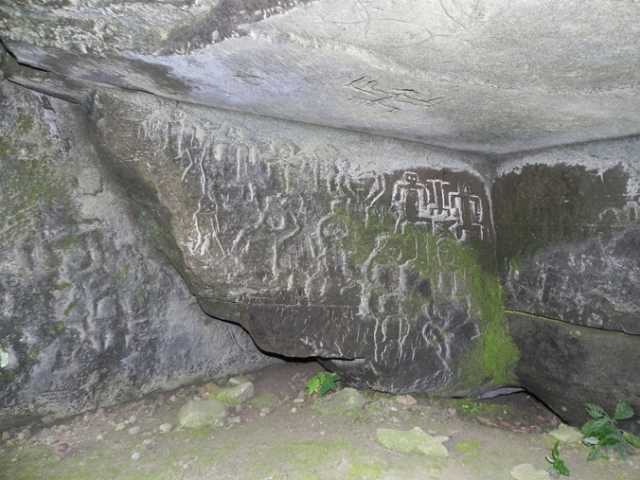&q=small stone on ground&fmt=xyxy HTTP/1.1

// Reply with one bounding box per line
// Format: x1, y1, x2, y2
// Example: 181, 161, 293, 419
313, 388, 366, 416
177, 399, 227, 429
376, 426, 449, 457
548, 423, 582, 444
